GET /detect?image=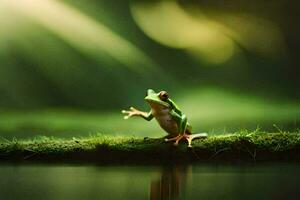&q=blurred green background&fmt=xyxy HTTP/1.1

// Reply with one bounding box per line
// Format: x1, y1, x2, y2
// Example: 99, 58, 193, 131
0, 0, 299, 138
